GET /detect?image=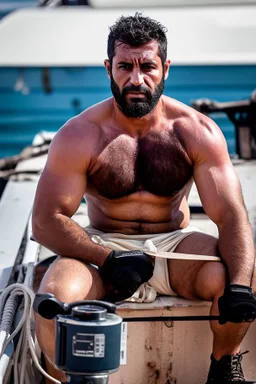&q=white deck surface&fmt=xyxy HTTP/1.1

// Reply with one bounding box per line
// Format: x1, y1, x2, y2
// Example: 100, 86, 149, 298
0, 180, 37, 289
